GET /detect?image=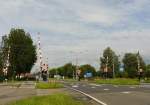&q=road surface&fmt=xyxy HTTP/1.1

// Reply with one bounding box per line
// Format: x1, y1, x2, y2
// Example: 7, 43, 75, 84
0, 81, 36, 105
65, 81, 150, 105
